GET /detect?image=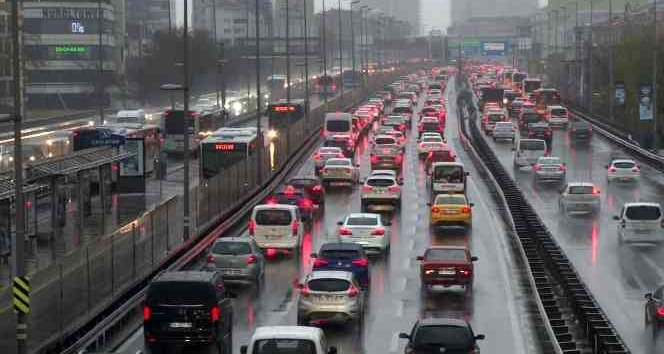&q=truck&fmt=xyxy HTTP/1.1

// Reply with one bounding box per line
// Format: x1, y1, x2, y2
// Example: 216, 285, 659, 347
478, 87, 505, 111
